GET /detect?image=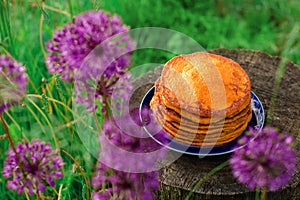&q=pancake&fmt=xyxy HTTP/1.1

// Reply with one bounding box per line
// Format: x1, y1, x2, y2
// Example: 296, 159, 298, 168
155, 107, 251, 133
156, 79, 251, 119
159, 114, 251, 146
151, 79, 251, 126
152, 98, 250, 130
149, 52, 252, 146
159, 52, 251, 116
158, 110, 252, 137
